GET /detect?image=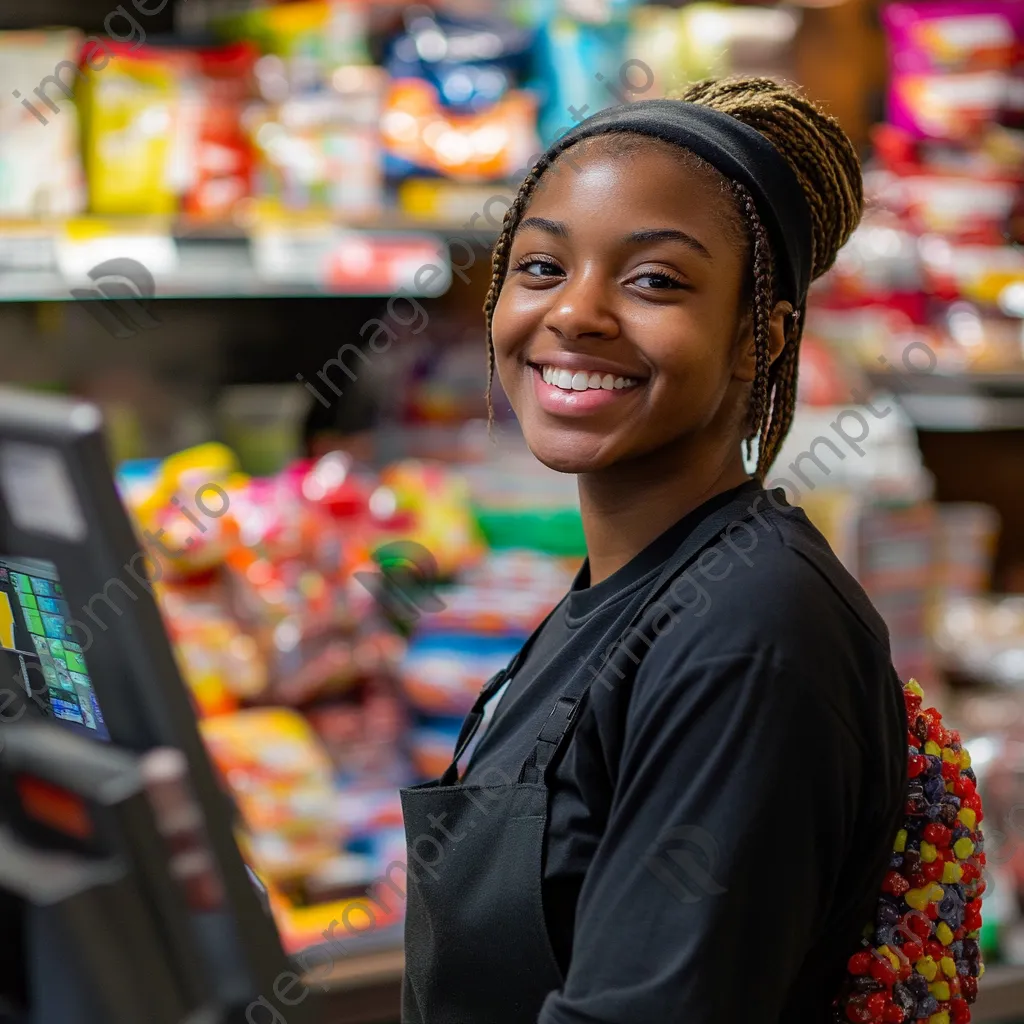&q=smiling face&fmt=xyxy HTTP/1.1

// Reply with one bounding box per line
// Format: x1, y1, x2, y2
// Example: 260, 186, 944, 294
491, 135, 758, 477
